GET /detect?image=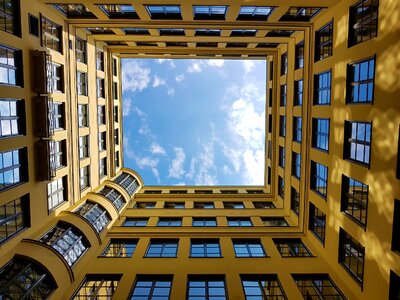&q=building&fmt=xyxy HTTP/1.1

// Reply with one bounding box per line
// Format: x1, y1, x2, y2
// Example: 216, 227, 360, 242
0, 0, 399, 299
